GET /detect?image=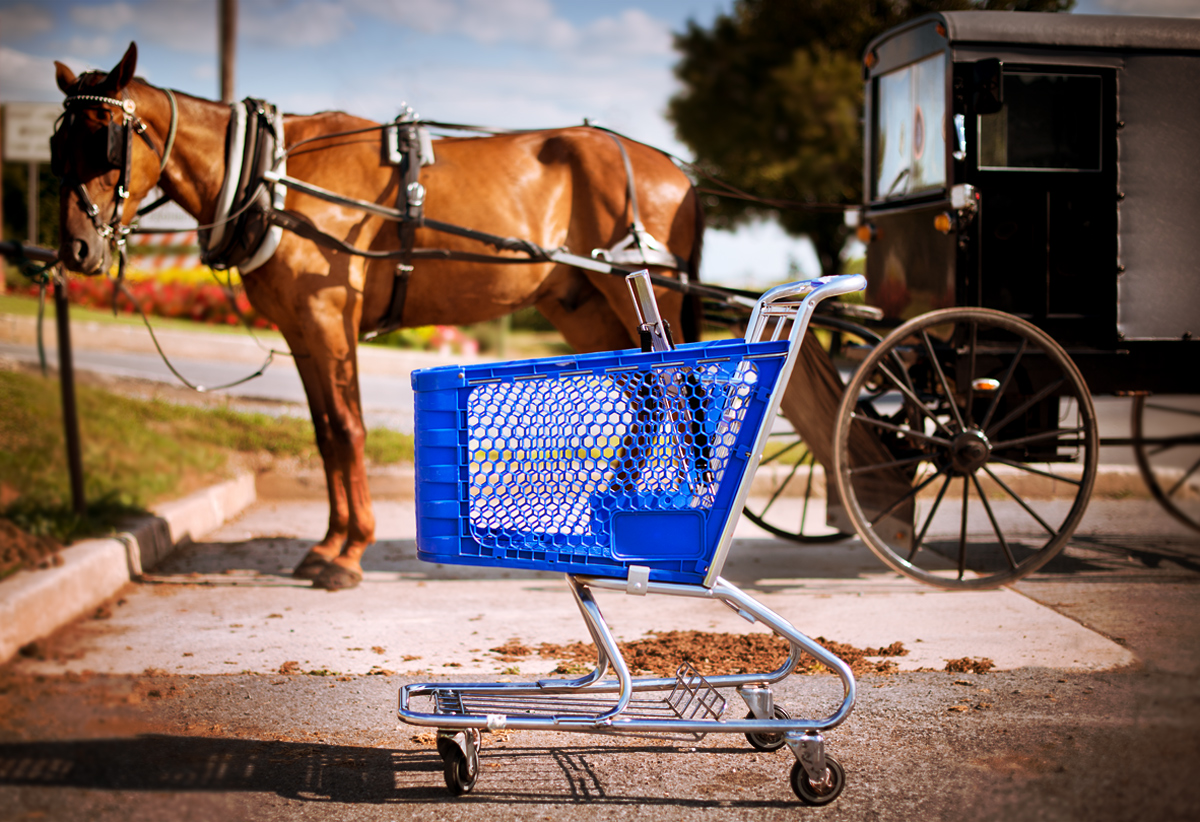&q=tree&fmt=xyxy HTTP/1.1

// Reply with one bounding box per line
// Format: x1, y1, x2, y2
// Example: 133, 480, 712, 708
669, 0, 1074, 277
